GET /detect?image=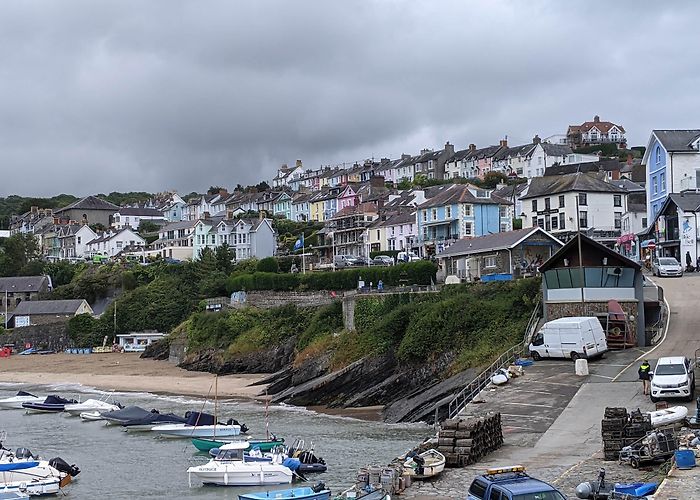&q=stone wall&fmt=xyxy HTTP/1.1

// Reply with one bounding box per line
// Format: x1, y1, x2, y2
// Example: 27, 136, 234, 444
1, 321, 70, 351
545, 300, 639, 337
234, 290, 340, 309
